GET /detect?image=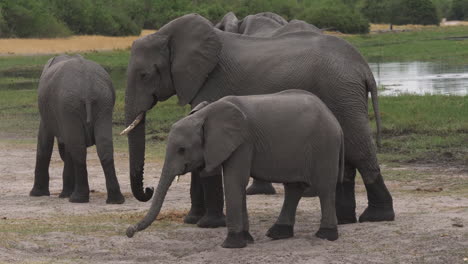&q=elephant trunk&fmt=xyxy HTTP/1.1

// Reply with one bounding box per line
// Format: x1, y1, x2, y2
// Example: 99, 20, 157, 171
127, 111, 154, 202
126, 166, 176, 237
